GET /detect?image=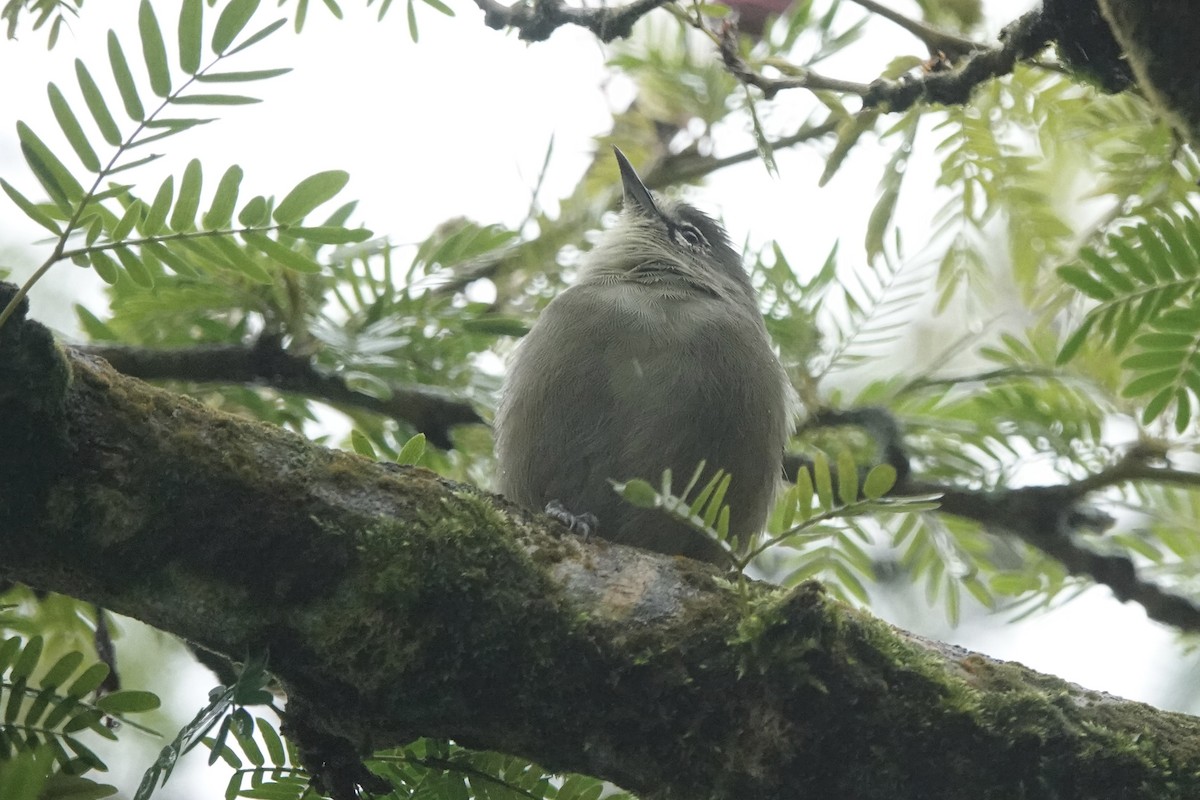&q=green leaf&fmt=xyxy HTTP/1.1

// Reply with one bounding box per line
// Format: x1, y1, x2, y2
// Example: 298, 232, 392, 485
702, 471, 731, 529
1057, 264, 1114, 300
11, 636, 44, 680
212, 0, 261, 54
459, 316, 529, 337
349, 429, 376, 458
1, 178, 63, 234
795, 467, 815, 522
0, 637, 21, 674
422, 0, 455, 15
87, 218, 107, 245
111, 200, 144, 242
114, 245, 154, 287
209, 235, 274, 282
178, 0, 203, 74
813, 453, 834, 509
231, 727, 264, 768
139, 0, 171, 97
1123, 369, 1179, 397
195, 67, 292, 82
614, 478, 658, 509
75, 305, 115, 343
143, 175, 173, 235
830, 559, 870, 604
170, 158, 203, 231
66, 662, 111, 698
25, 686, 56, 727
64, 707, 105, 734
64, 736, 107, 771
40, 774, 119, 800
273, 170, 349, 224
138, 241, 162, 277
47, 83, 100, 172
226, 18, 287, 56
1123, 349, 1185, 371
4, 676, 26, 722
131, 119, 214, 148
89, 250, 121, 284
108, 153, 164, 175
396, 433, 426, 465
1056, 316, 1095, 364
687, 466, 718, 517
203, 165, 243, 229
862, 464, 896, 500
17, 121, 85, 208
1175, 388, 1193, 431
836, 450, 858, 505
108, 31, 145, 121
96, 690, 161, 715
237, 195, 269, 226
1142, 387, 1175, 424
257, 717, 286, 766
144, 240, 200, 277
241, 232, 321, 274
42, 695, 80, 732
169, 94, 261, 106
209, 715, 234, 766
74, 60, 123, 147
406, 0, 418, 42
